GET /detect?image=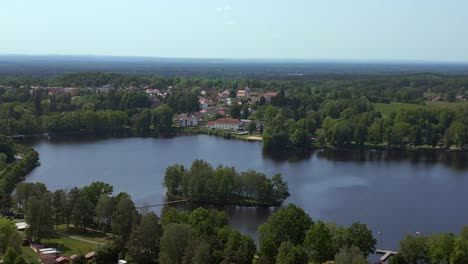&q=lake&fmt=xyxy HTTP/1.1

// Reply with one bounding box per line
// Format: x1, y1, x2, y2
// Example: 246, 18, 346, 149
24, 135, 468, 250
